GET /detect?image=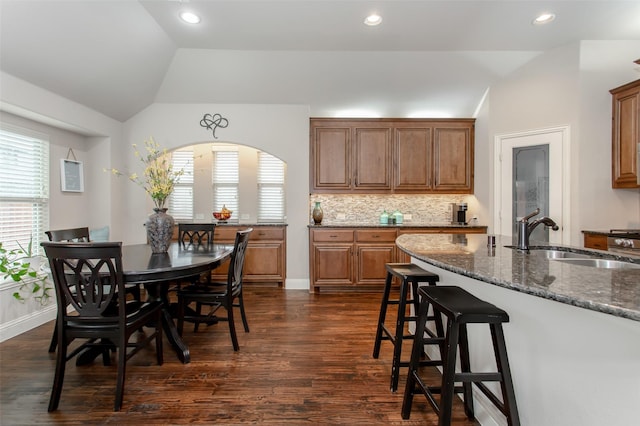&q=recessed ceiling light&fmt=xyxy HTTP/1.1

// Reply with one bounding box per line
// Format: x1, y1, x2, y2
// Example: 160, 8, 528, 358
364, 14, 382, 26
180, 11, 201, 24
533, 12, 555, 25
